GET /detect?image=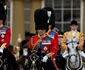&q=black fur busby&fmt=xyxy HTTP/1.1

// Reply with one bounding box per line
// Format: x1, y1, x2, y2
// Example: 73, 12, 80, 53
0, 4, 7, 25
43, 7, 55, 29
34, 9, 48, 31
70, 20, 78, 25
58, 31, 64, 37
58, 31, 64, 35
0, 0, 6, 5
25, 32, 31, 37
